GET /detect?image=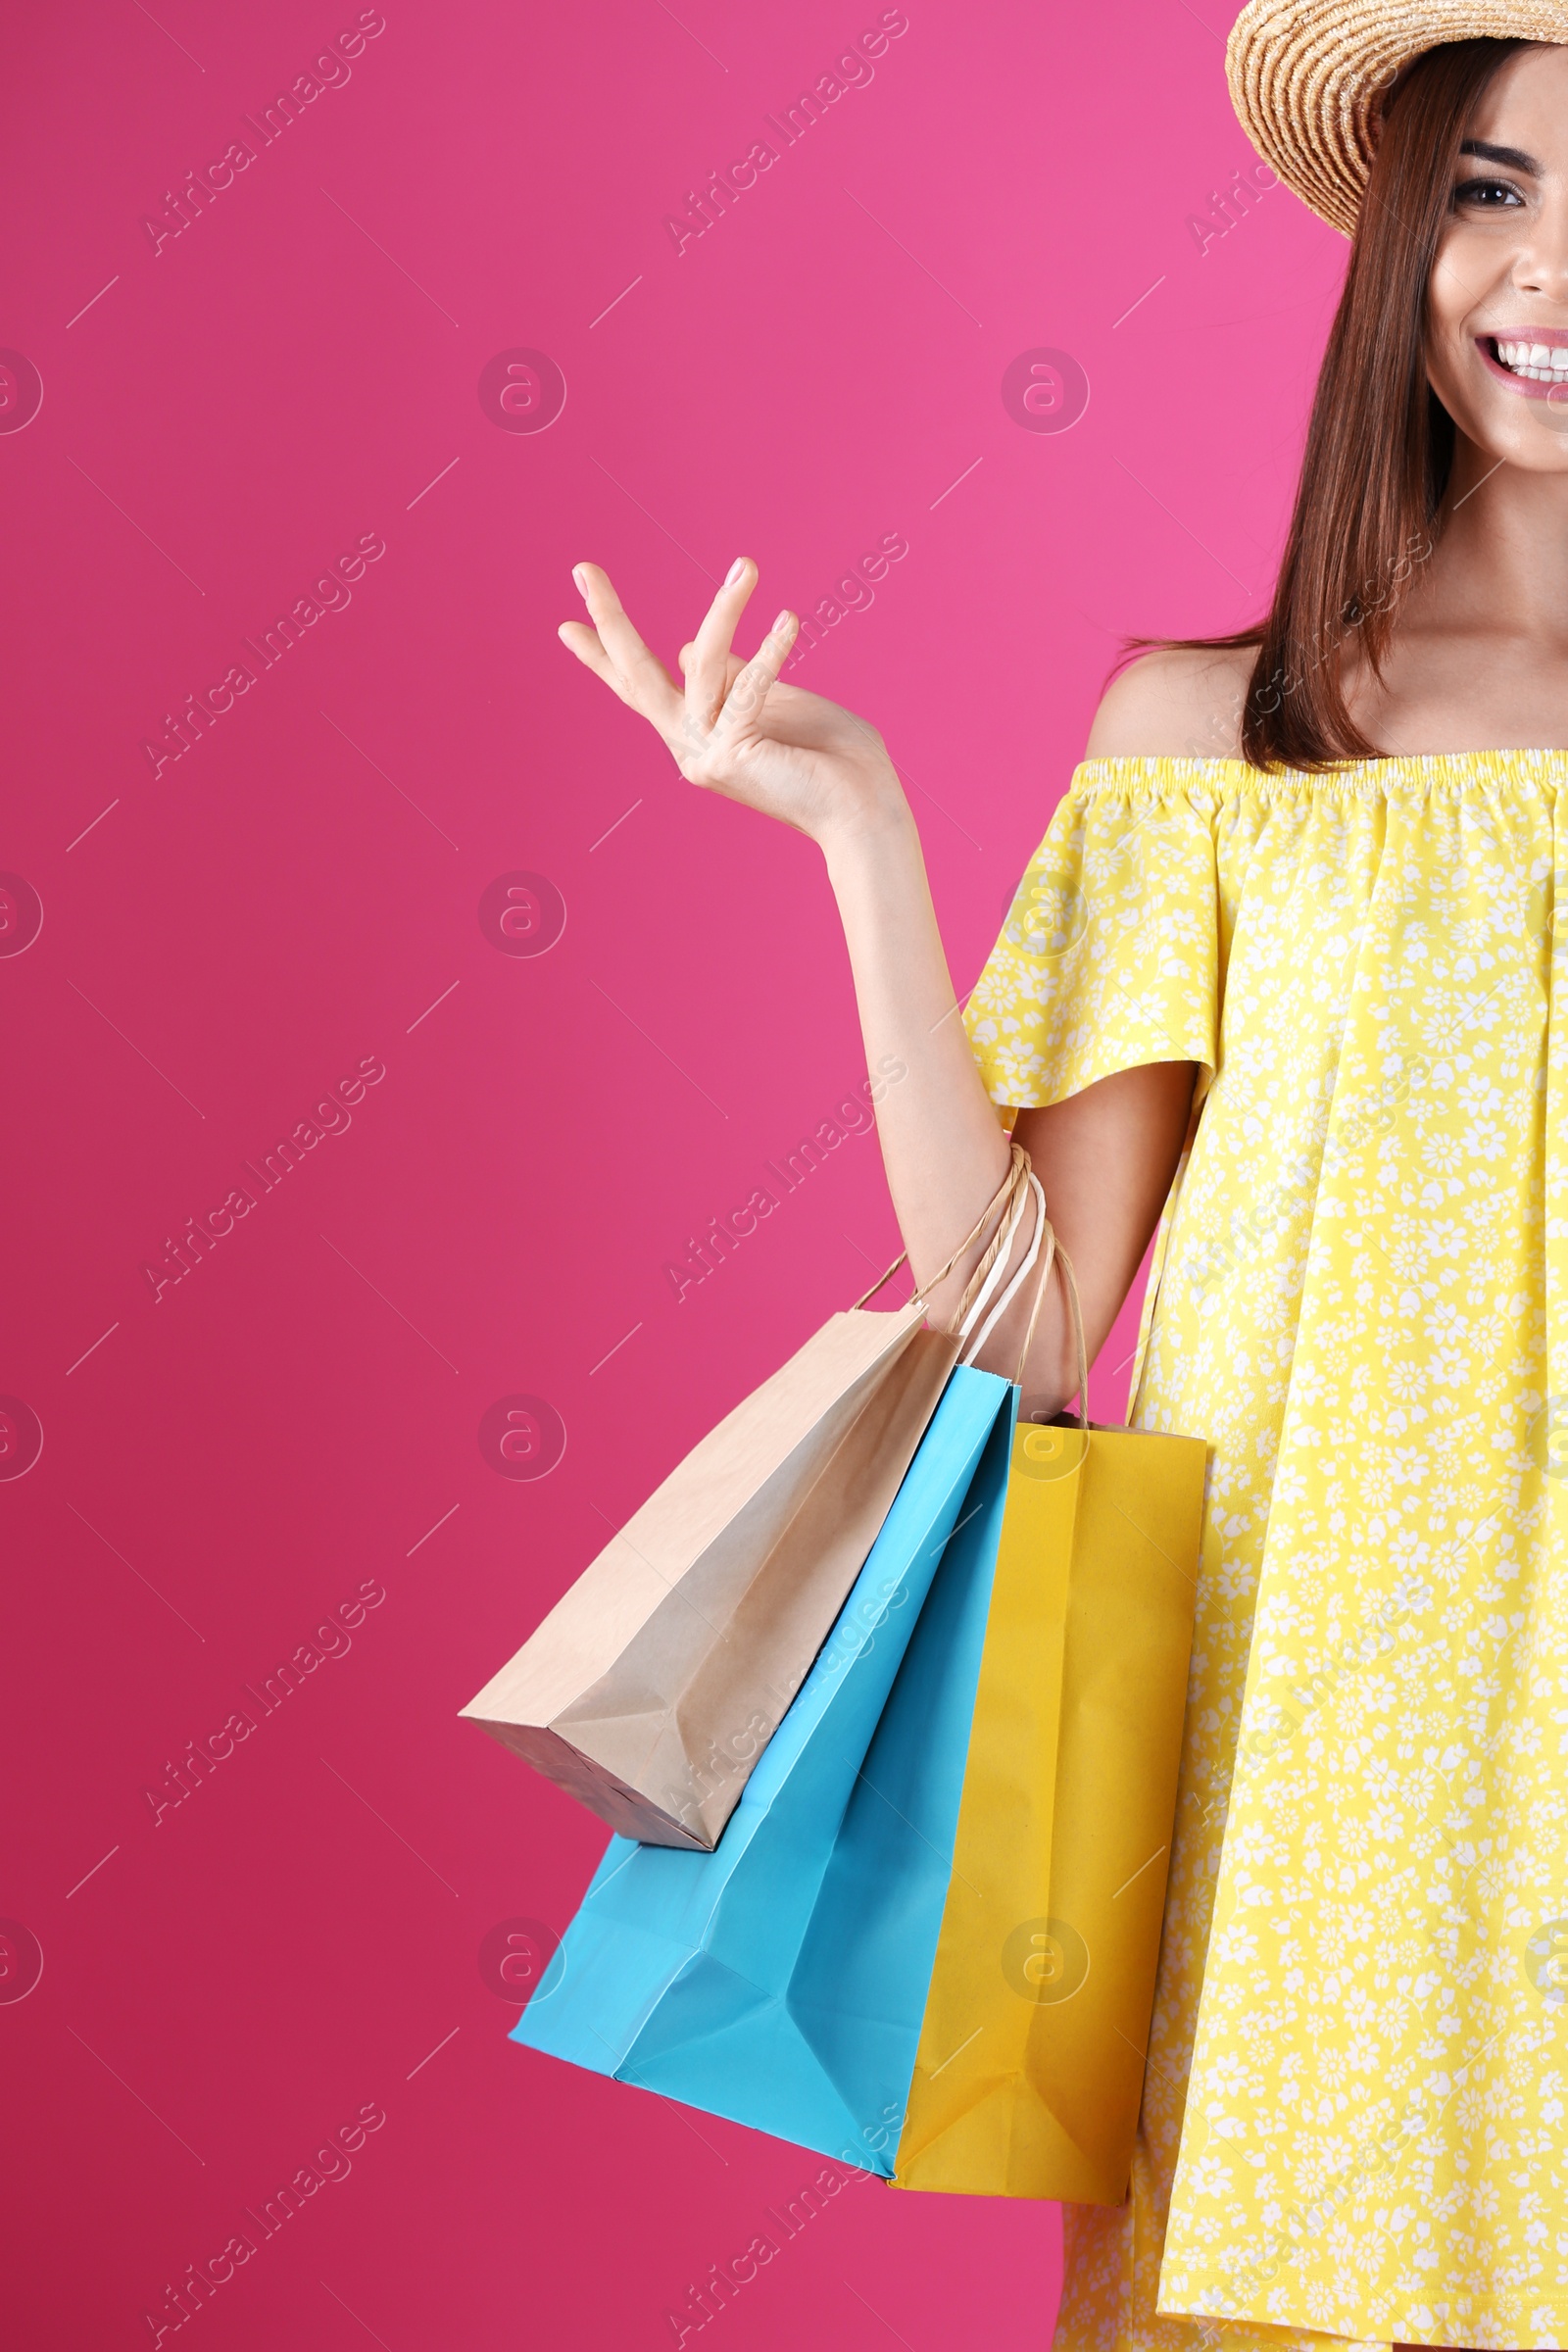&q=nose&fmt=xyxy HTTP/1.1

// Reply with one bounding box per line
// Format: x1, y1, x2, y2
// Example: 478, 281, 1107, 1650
1512, 185, 1568, 304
